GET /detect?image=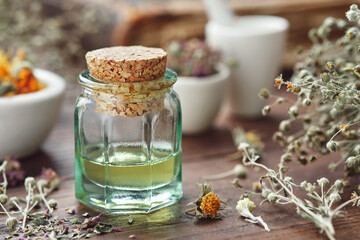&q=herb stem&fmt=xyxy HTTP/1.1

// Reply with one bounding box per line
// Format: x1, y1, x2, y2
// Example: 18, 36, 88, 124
0, 202, 10, 217
0, 161, 8, 194
203, 169, 235, 180
22, 185, 32, 229
37, 182, 52, 213
28, 201, 39, 212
